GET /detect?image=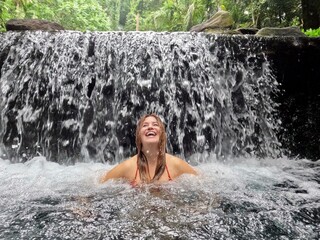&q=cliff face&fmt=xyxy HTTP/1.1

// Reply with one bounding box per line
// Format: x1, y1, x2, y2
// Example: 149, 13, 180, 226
266, 37, 320, 160
213, 36, 320, 160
